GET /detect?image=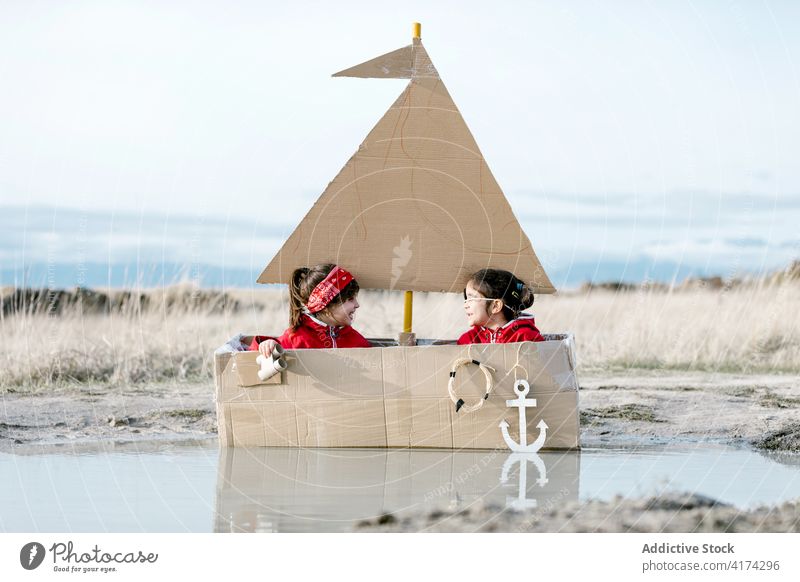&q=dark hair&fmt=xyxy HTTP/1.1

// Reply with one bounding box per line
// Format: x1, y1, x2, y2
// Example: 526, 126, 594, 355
288, 264, 360, 330
465, 268, 534, 321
